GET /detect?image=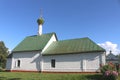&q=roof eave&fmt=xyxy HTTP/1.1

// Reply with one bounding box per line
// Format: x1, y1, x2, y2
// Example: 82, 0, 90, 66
42, 50, 105, 56
12, 49, 42, 53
